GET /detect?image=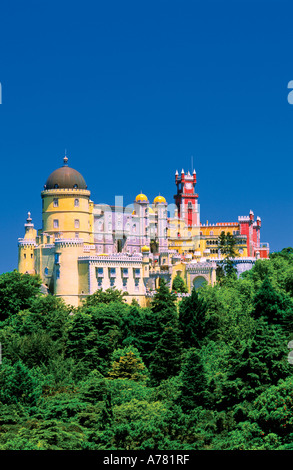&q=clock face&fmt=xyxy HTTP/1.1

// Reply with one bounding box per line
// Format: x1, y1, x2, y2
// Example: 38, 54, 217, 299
185, 183, 193, 190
